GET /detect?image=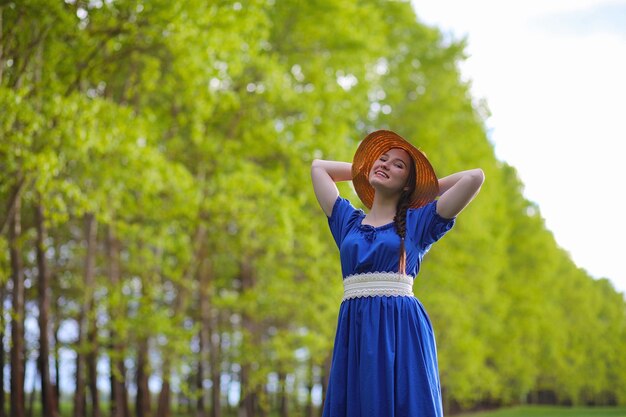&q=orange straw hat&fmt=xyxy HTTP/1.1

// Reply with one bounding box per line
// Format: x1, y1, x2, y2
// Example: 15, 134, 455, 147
352, 130, 439, 209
